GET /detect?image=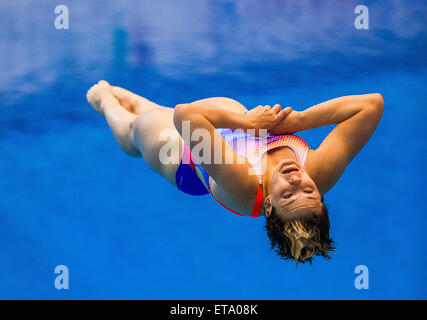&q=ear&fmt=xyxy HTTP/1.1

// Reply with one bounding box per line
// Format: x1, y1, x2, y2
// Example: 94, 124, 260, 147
264, 195, 273, 218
